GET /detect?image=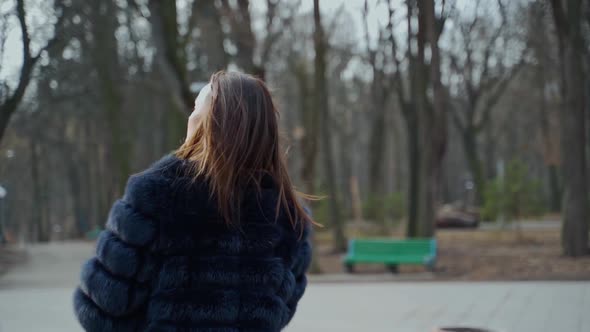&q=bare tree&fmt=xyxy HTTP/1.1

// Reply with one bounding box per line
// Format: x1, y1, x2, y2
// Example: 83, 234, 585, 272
362, 1, 391, 220
314, 0, 347, 252
549, 0, 589, 257
147, 0, 194, 112
447, 0, 525, 204
0, 0, 64, 144
220, 0, 298, 80
386, 0, 448, 237
527, 2, 562, 212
